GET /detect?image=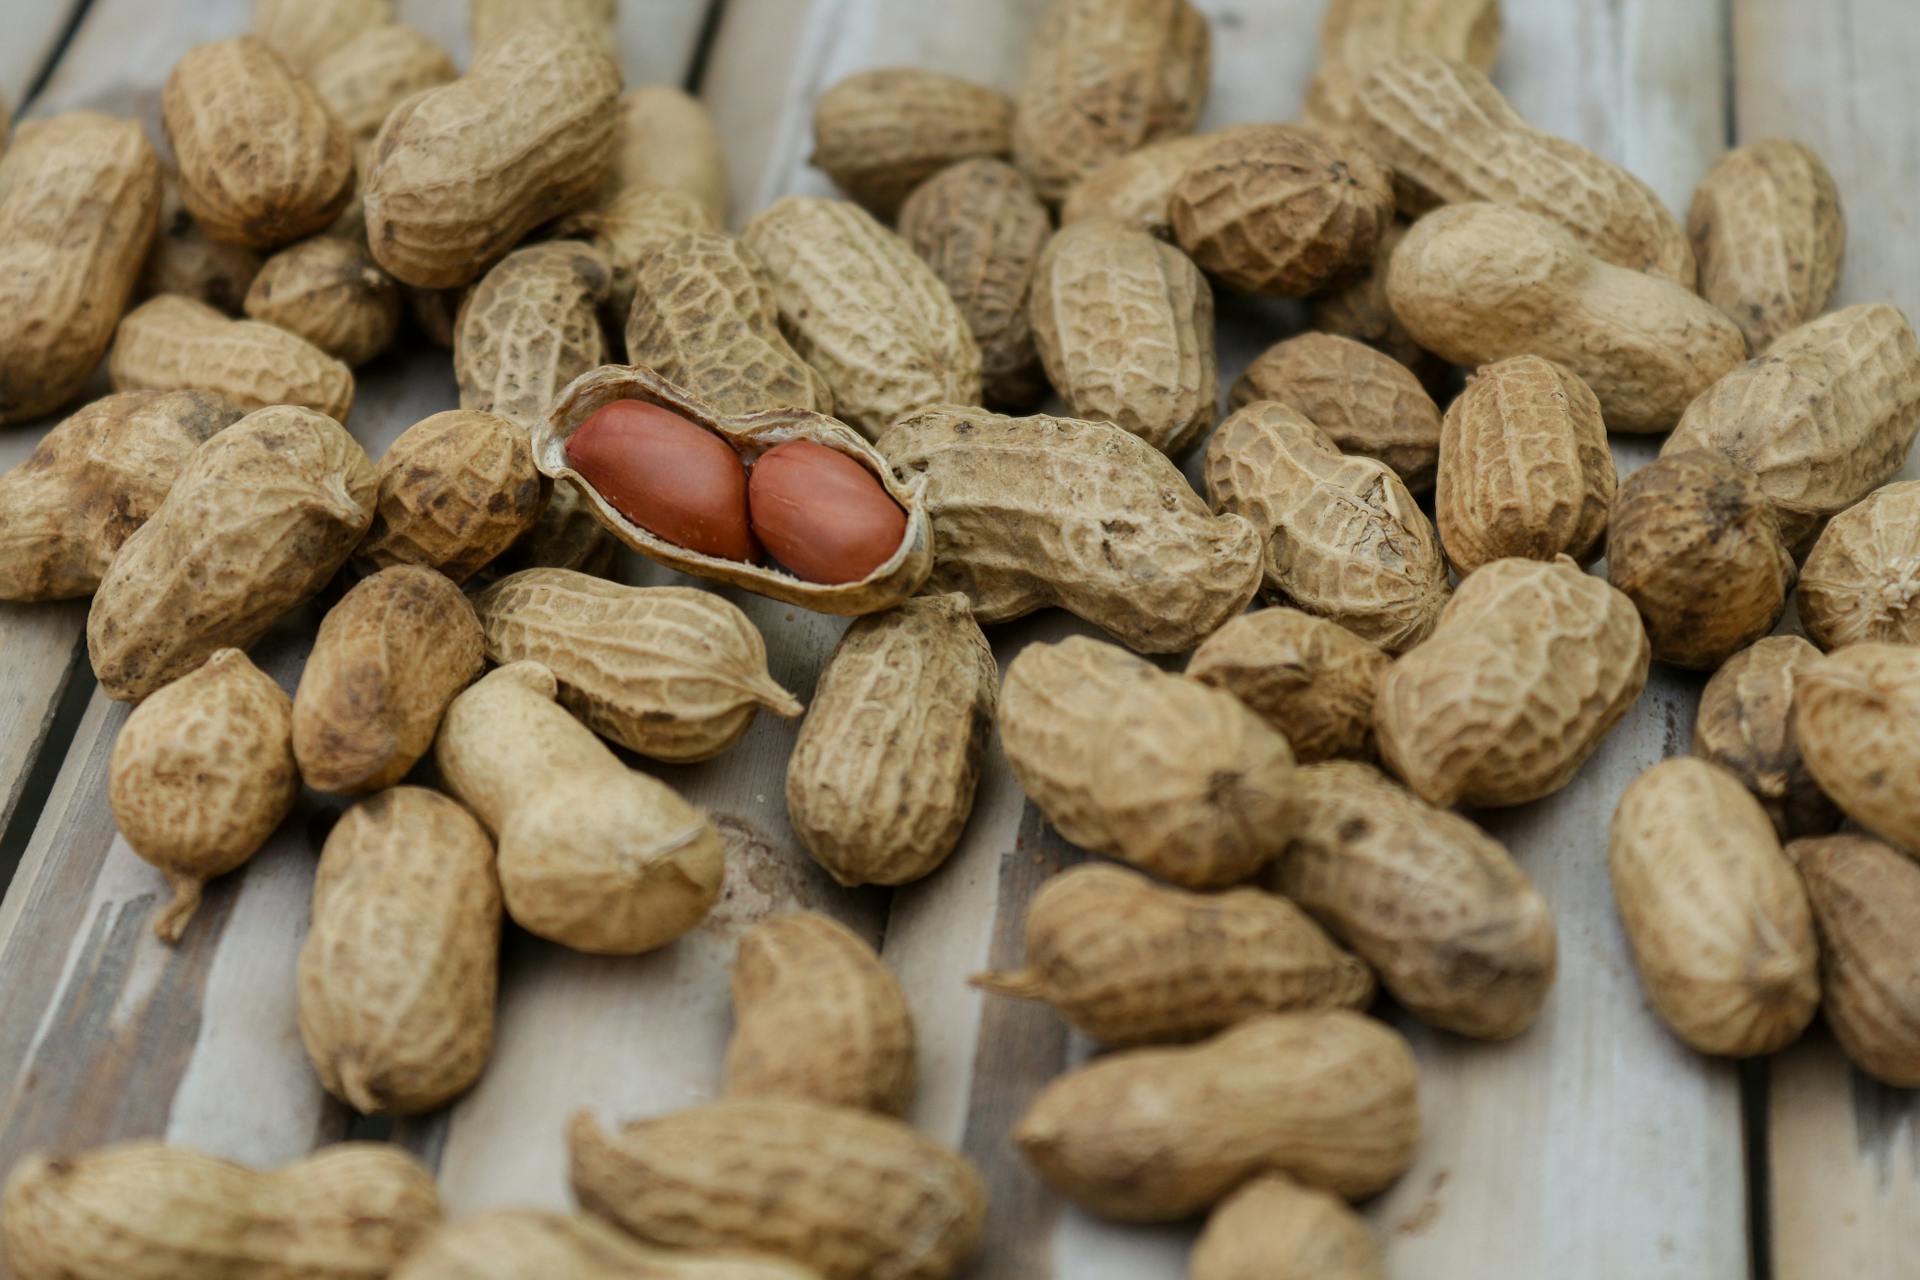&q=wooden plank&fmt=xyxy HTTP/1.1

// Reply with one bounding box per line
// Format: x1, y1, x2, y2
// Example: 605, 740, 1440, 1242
0, 1, 81, 118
